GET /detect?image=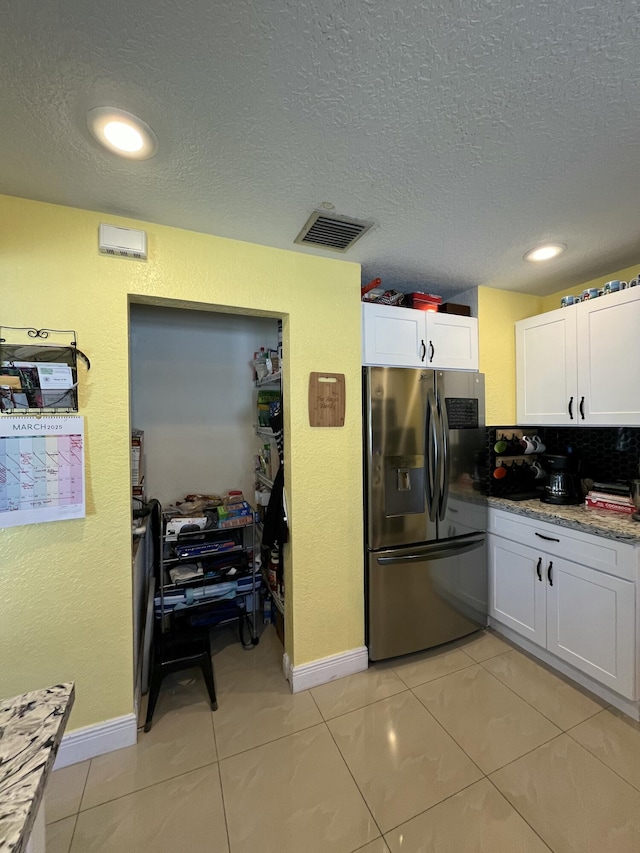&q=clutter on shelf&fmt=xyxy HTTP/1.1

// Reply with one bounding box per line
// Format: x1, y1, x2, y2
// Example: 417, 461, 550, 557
163, 491, 253, 529
360, 277, 445, 311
